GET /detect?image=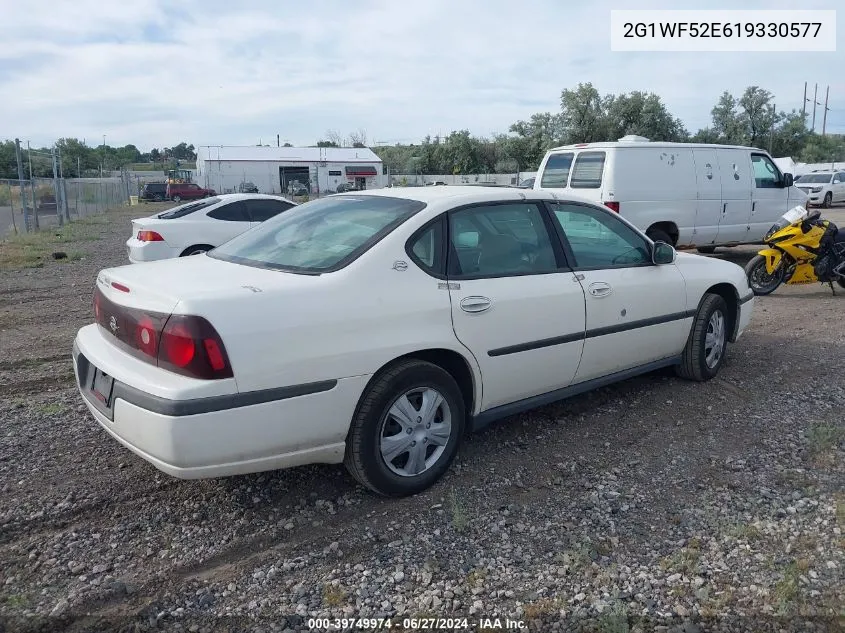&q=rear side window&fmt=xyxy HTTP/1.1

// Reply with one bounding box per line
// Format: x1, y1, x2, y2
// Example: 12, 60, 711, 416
207, 201, 250, 222
570, 152, 606, 189
158, 197, 221, 219
247, 199, 294, 222
540, 153, 574, 188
